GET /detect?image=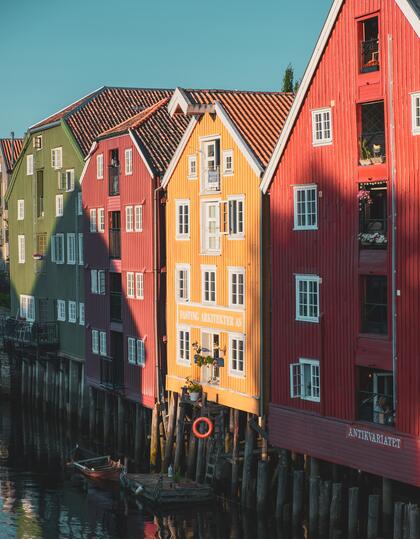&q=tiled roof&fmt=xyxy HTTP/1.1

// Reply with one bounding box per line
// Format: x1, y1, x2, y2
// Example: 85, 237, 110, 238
31, 87, 173, 157
100, 98, 191, 176
0, 138, 24, 171
181, 89, 294, 168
